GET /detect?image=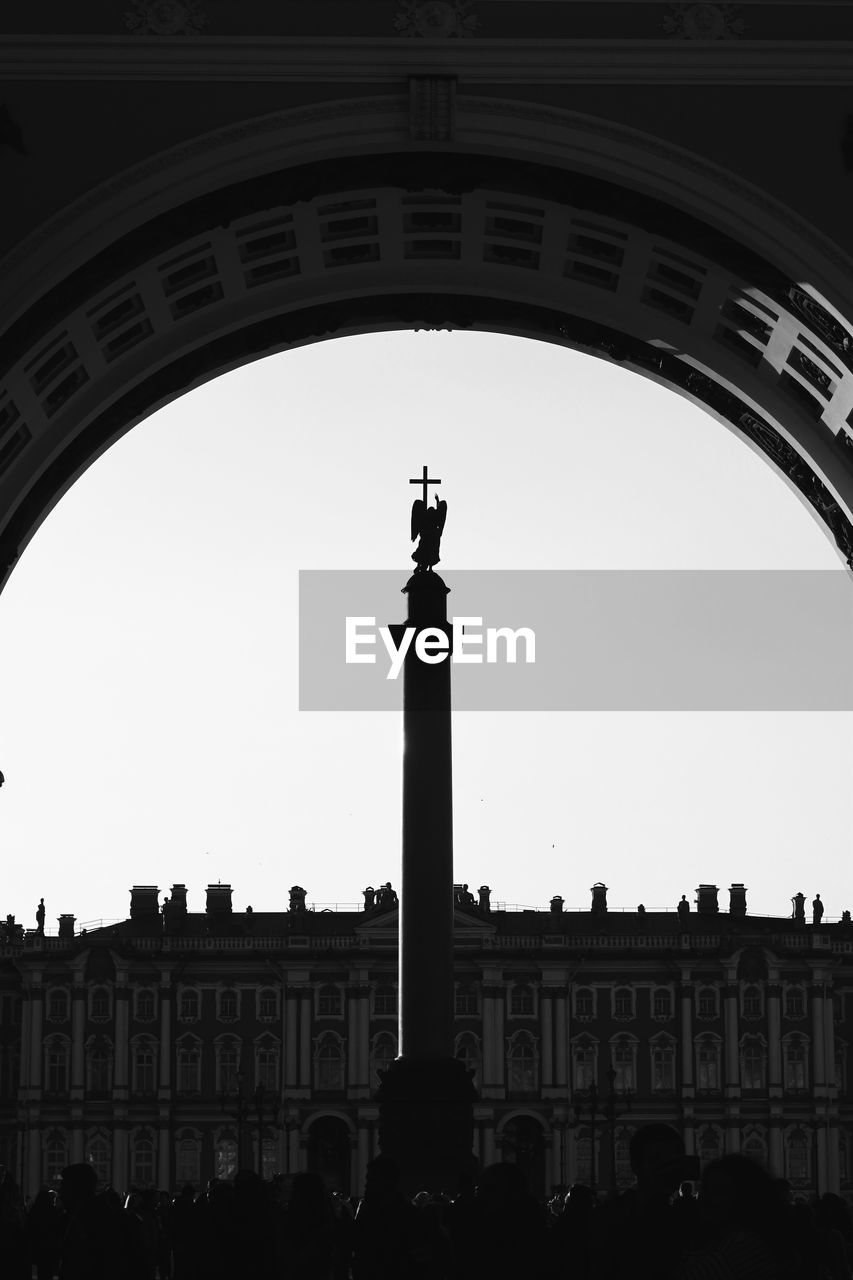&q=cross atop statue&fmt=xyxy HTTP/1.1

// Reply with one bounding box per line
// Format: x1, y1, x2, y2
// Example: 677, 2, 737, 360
409, 464, 441, 505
